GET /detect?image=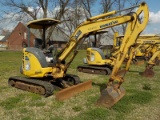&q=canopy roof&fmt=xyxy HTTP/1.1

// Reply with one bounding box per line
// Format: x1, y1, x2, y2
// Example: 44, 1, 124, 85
27, 18, 60, 29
